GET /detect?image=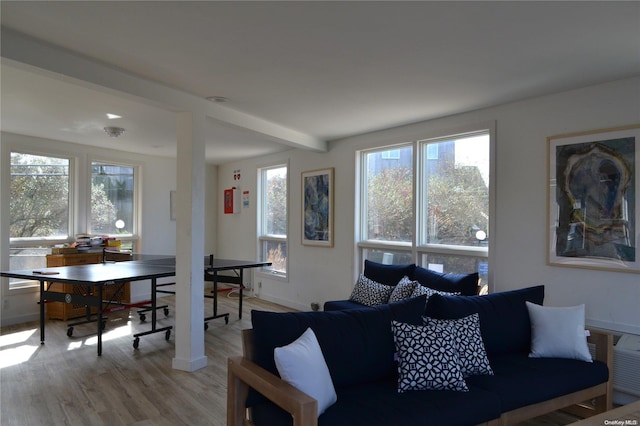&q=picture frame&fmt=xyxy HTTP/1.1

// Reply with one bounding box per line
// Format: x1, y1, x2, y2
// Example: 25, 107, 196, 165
547, 124, 640, 273
302, 167, 334, 247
